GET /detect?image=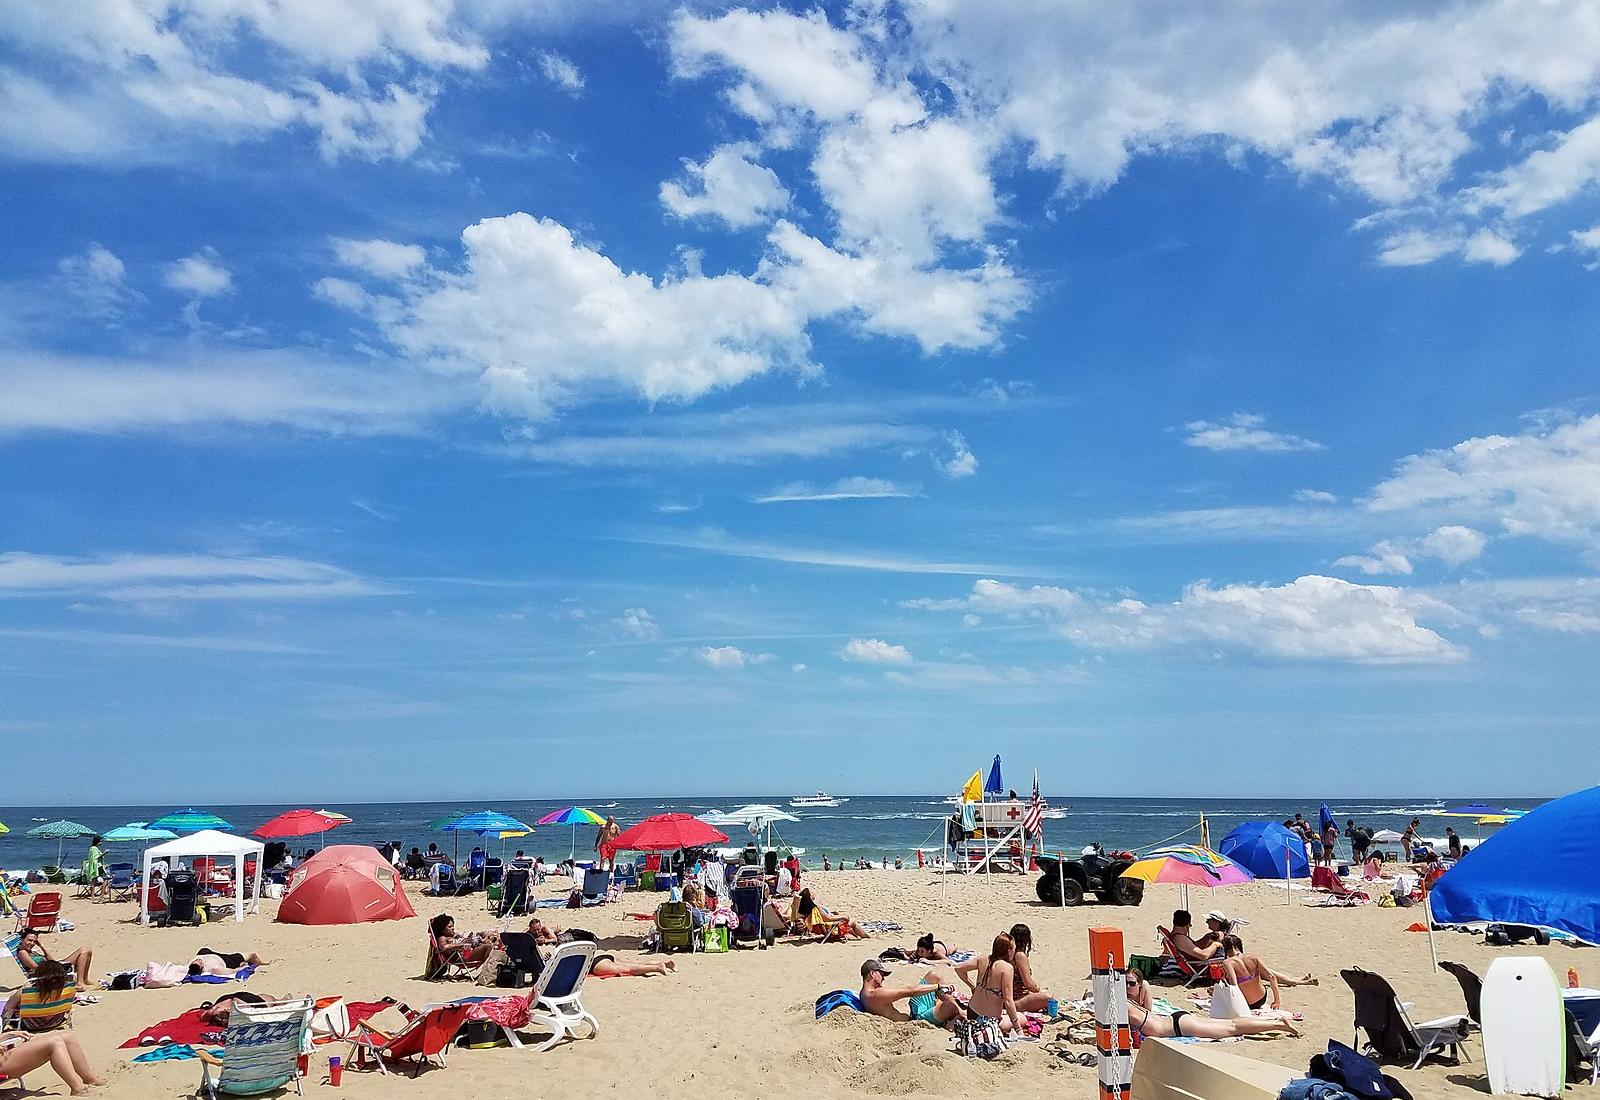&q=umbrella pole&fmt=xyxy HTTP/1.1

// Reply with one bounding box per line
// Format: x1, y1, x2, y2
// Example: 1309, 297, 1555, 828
1424, 890, 1440, 973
